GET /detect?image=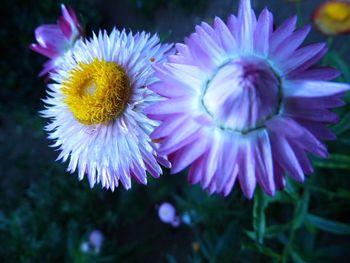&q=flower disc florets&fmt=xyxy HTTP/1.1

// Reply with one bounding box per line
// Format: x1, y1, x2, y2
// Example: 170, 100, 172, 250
62, 59, 130, 125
